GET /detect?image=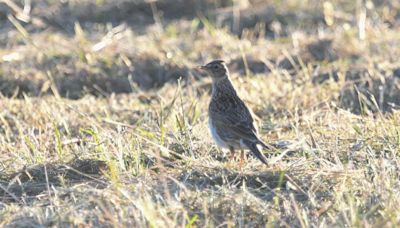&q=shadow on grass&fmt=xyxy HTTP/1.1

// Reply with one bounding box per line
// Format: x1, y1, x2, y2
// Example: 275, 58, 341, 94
43, 0, 208, 32
339, 68, 400, 114
0, 56, 190, 99
0, 159, 108, 203
182, 167, 285, 189
178, 166, 314, 202
169, 165, 328, 226
1, 0, 291, 37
